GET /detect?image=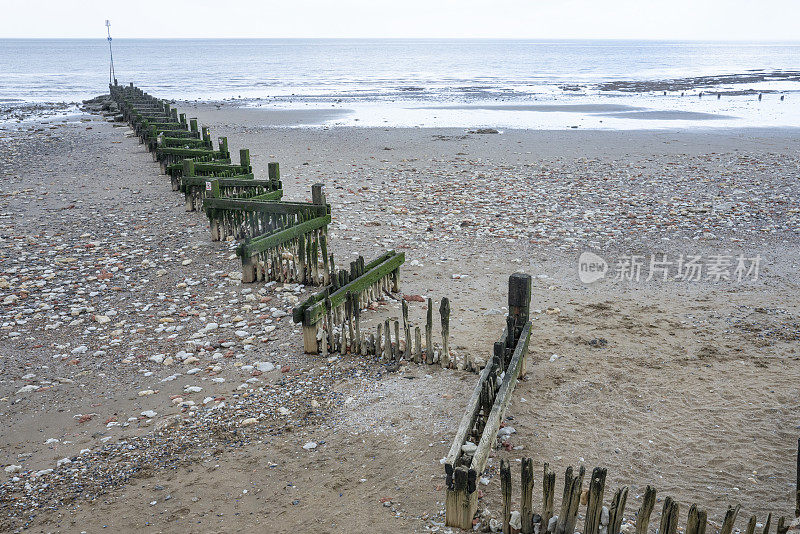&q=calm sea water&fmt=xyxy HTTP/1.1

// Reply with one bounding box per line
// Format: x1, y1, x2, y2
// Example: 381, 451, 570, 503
2, 39, 799, 128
